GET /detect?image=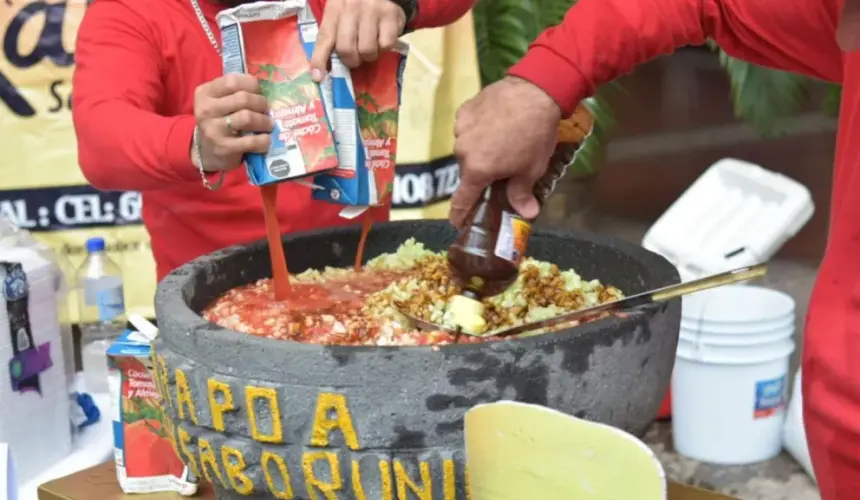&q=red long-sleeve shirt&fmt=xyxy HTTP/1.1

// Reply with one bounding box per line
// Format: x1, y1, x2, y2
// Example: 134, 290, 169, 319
72, 0, 473, 280
512, 0, 860, 497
